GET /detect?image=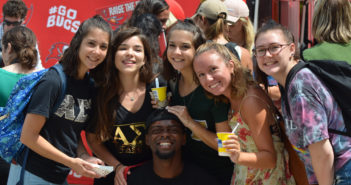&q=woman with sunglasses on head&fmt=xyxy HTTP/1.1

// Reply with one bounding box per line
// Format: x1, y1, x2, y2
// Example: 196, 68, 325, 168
193, 42, 295, 185
254, 21, 351, 185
